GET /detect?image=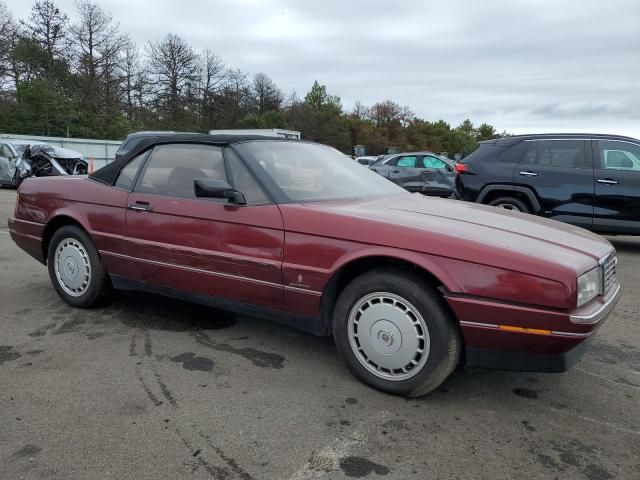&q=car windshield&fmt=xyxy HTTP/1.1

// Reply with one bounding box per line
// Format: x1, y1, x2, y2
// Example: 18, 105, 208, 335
236, 141, 407, 202
10, 143, 28, 156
